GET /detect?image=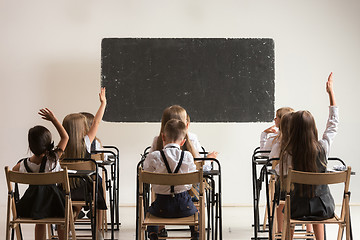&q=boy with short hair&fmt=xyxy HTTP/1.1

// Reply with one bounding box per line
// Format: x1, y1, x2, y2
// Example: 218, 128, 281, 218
144, 119, 199, 240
